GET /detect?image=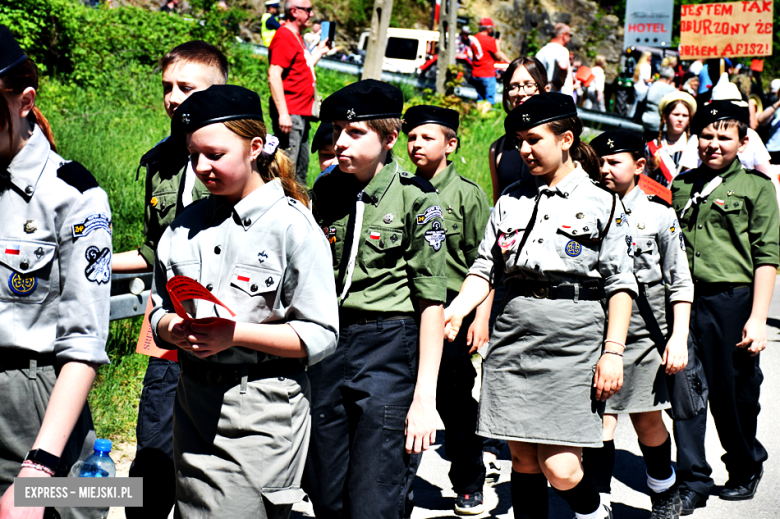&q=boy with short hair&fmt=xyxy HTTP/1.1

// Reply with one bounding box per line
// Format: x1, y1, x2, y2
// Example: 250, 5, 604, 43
671, 100, 779, 515
403, 105, 492, 515
311, 121, 337, 172
111, 40, 228, 519
306, 80, 447, 519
